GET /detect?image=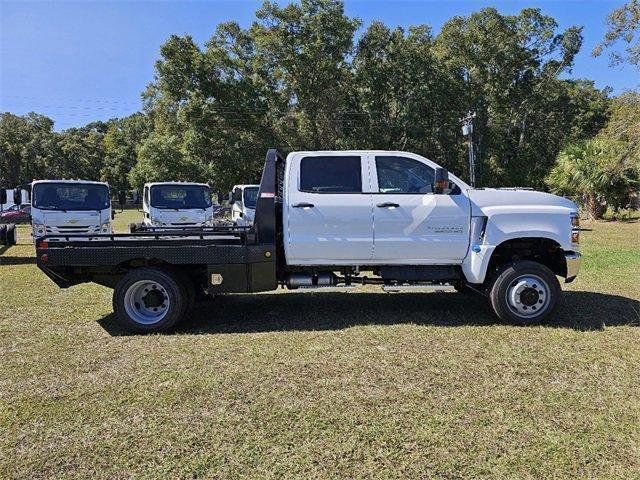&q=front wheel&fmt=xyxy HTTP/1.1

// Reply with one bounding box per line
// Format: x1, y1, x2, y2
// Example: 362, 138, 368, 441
489, 260, 561, 324
113, 268, 186, 333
